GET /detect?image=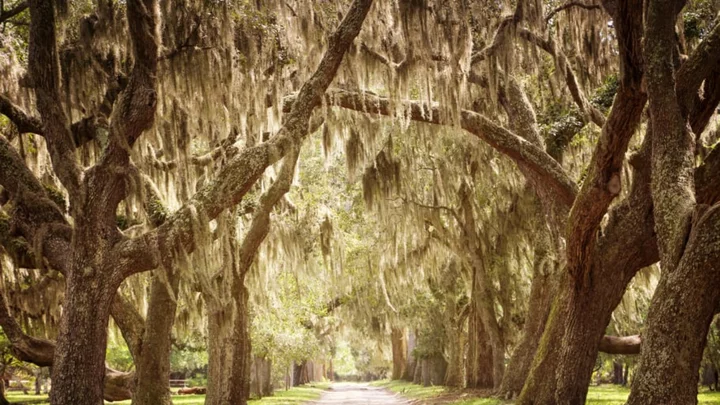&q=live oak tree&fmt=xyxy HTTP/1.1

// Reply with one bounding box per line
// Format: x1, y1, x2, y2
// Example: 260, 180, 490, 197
1, 0, 720, 404
0, 1, 372, 404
